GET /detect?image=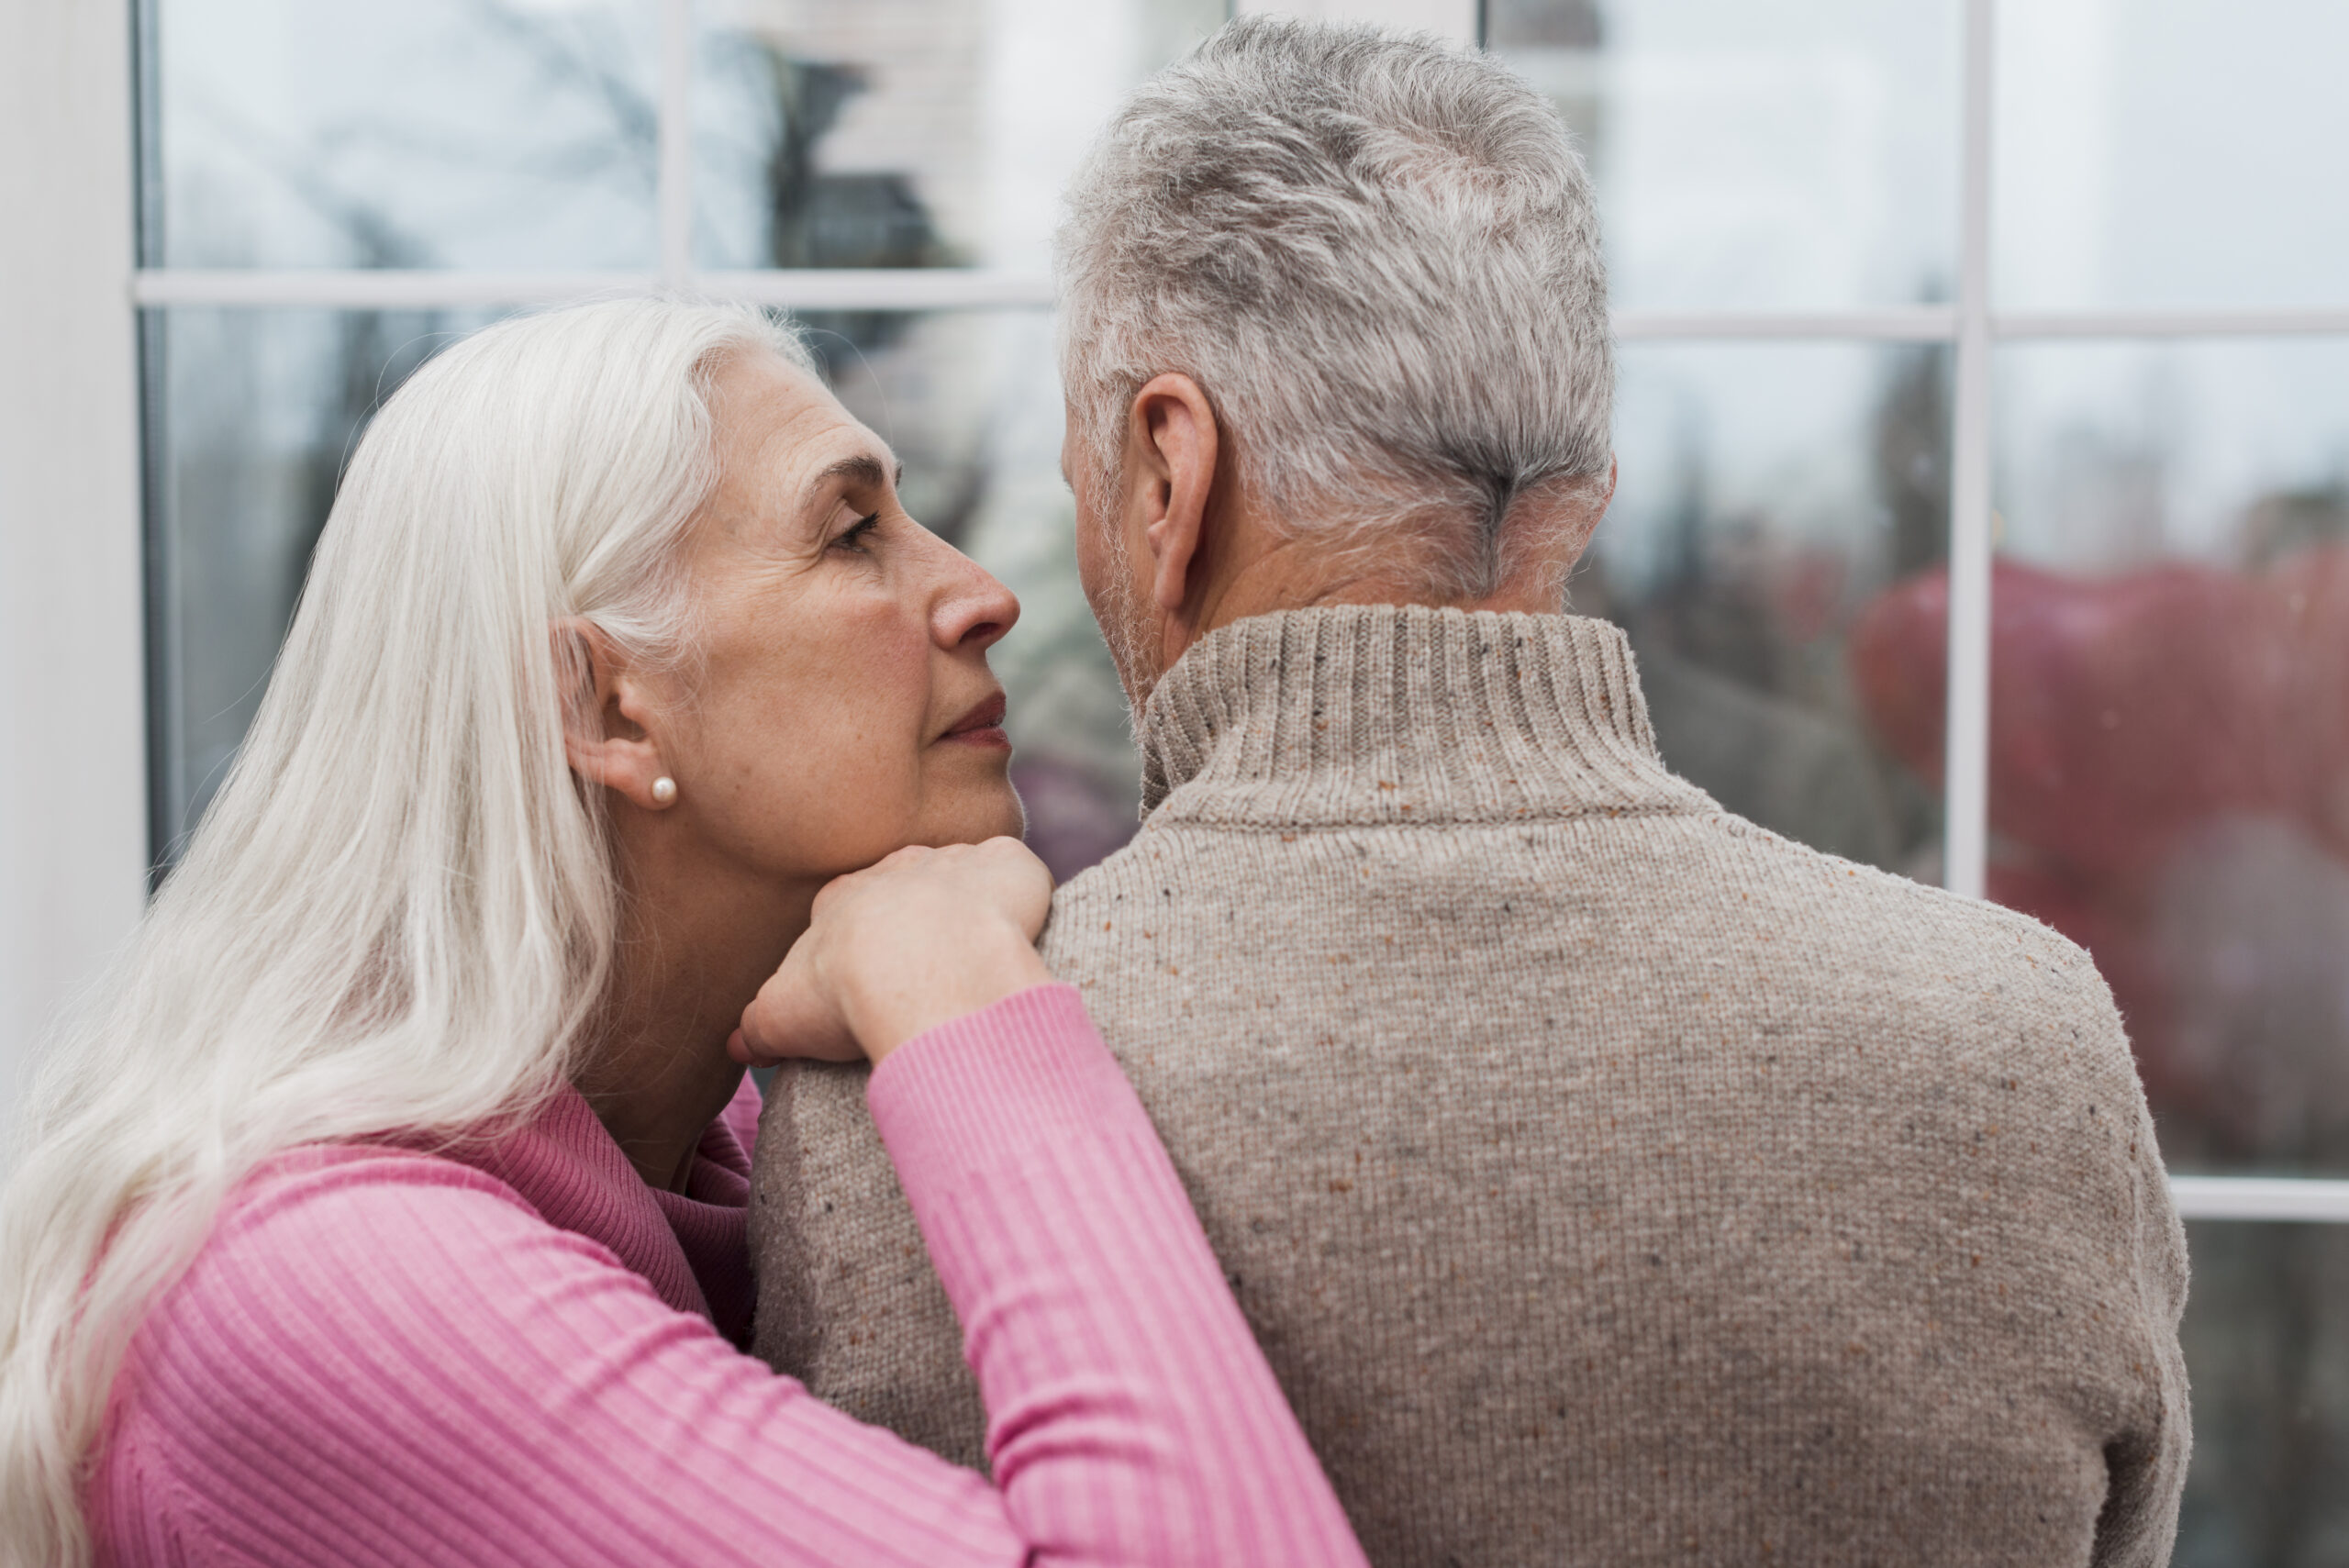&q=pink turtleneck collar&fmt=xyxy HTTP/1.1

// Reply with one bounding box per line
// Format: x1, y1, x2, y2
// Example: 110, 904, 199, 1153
457, 1075, 763, 1348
